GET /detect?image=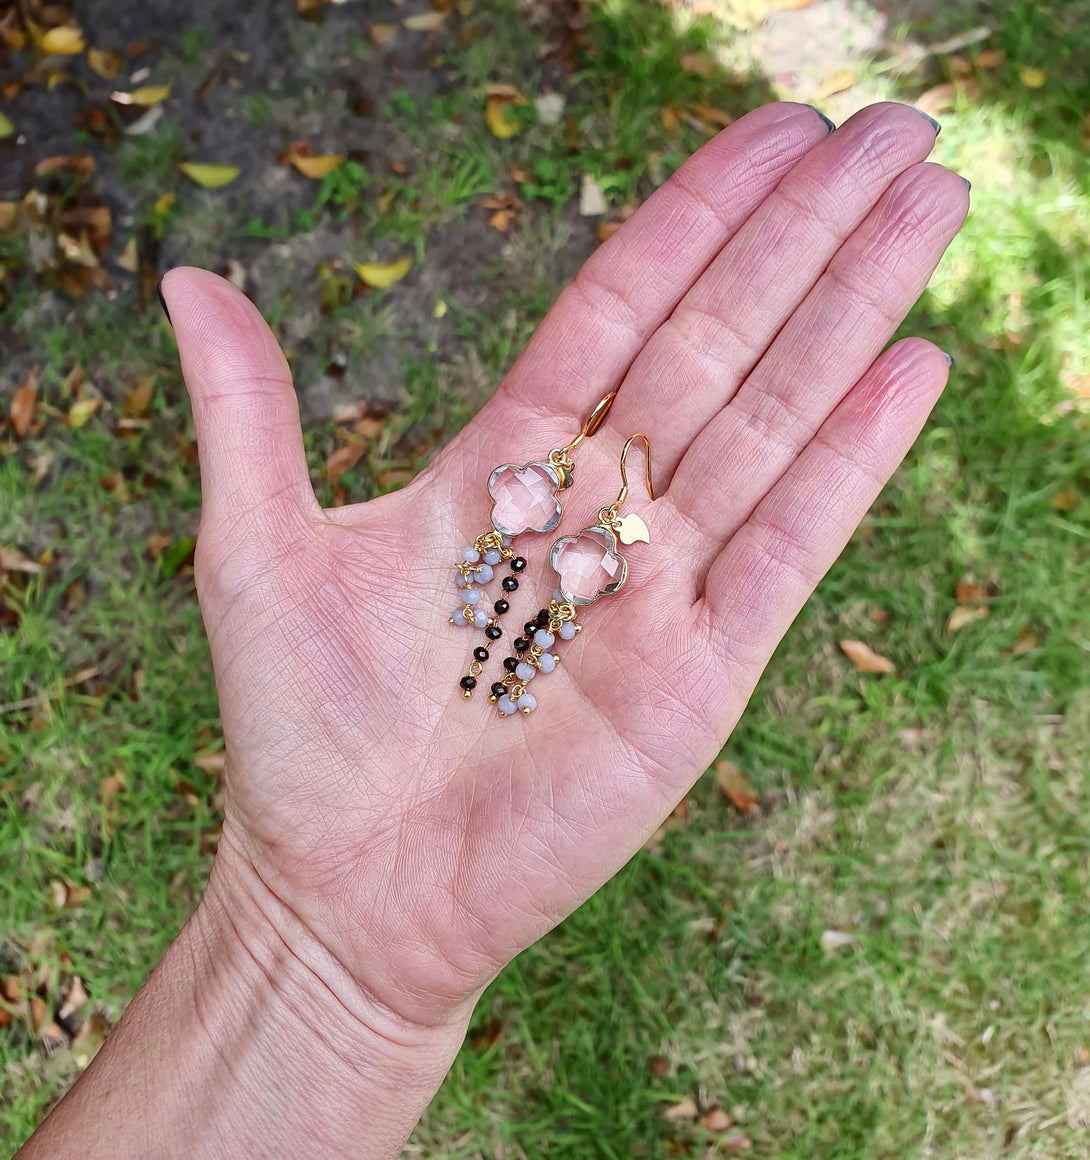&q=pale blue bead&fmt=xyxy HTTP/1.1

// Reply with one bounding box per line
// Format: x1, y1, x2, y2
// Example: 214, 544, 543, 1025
553, 588, 565, 603
483, 548, 502, 566
454, 570, 471, 588
535, 631, 555, 649
497, 695, 515, 715
472, 610, 489, 628
462, 547, 480, 563
452, 608, 468, 625
501, 535, 513, 547
515, 662, 536, 681
518, 692, 537, 712
559, 621, 576, 640
537, 652, 556, 673
474, 563, 494, 584
463, 589, 480, 605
